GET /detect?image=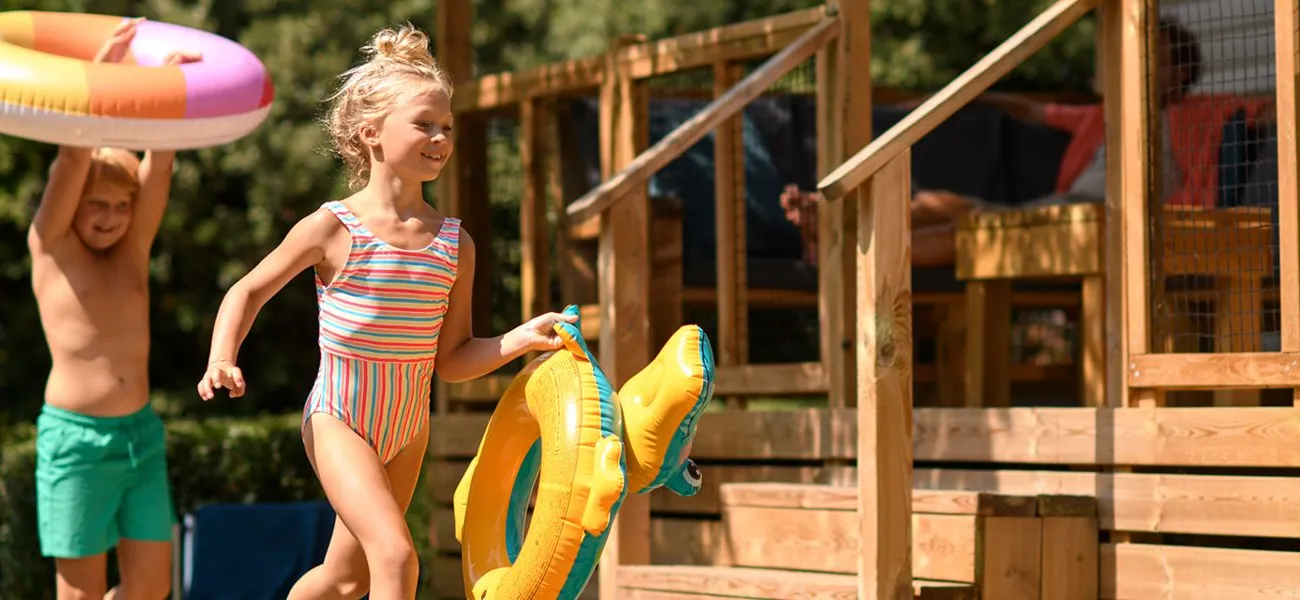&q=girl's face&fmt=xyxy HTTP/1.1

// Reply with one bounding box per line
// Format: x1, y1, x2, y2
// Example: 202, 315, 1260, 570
366, 85, 455, 182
